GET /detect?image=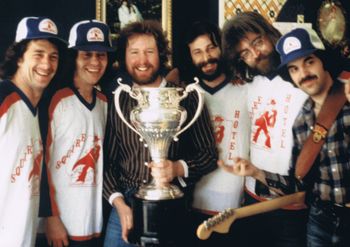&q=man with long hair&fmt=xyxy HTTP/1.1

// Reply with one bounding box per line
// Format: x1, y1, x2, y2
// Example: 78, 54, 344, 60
220, 11, 308, 246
